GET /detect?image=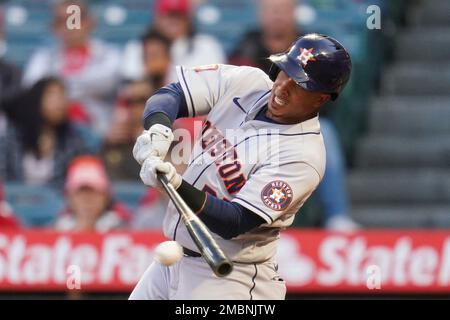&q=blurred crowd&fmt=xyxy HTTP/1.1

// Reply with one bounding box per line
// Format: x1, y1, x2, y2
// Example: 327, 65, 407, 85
0, 0, 359, 232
